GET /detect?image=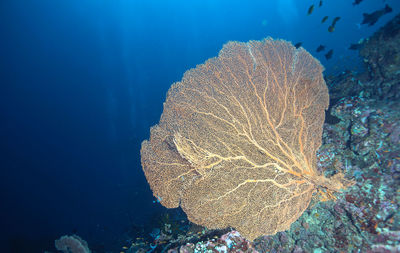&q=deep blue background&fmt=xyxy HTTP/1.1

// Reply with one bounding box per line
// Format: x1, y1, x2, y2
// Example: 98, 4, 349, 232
0, 0, 398, 252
